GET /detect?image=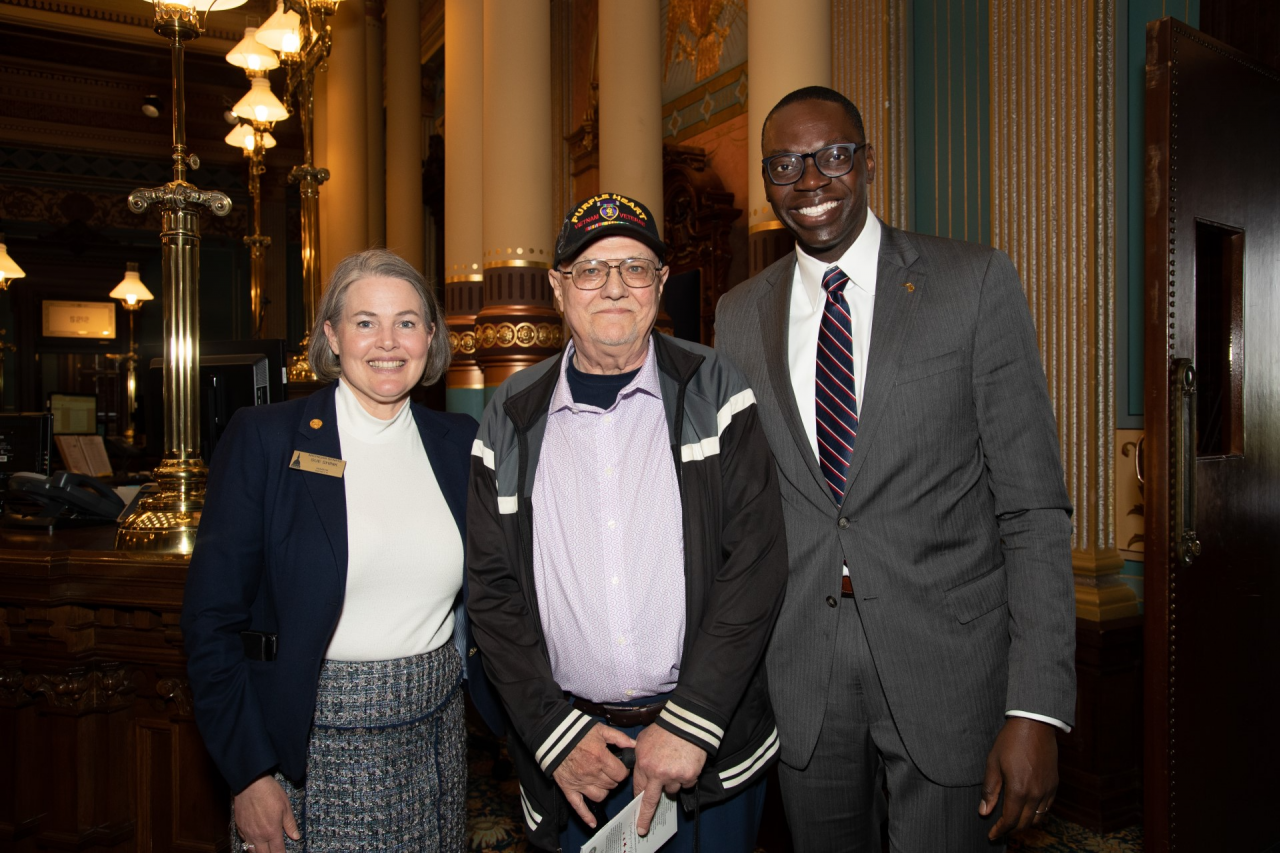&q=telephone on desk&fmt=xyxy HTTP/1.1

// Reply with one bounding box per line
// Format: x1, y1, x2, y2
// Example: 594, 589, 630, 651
2, 471, 129, 528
